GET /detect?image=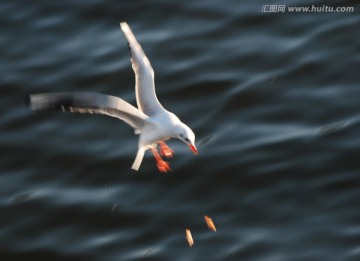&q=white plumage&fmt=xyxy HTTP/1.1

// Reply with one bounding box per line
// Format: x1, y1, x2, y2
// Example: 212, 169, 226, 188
29, 22, 197, 172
